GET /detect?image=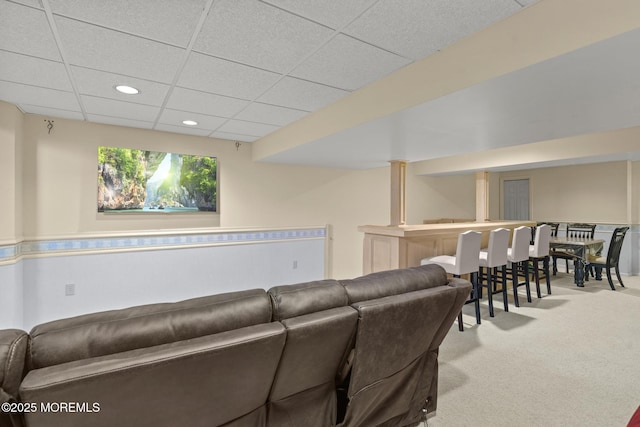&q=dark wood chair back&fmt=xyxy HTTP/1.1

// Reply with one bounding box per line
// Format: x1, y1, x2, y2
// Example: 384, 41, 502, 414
590, 226, 629, 290
566, 223, 596, 239
607, 227, 629, 266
